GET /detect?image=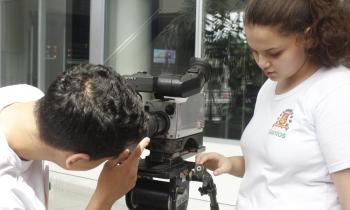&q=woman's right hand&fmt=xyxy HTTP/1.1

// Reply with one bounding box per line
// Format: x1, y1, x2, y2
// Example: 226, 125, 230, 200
195, 152, 233, 176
